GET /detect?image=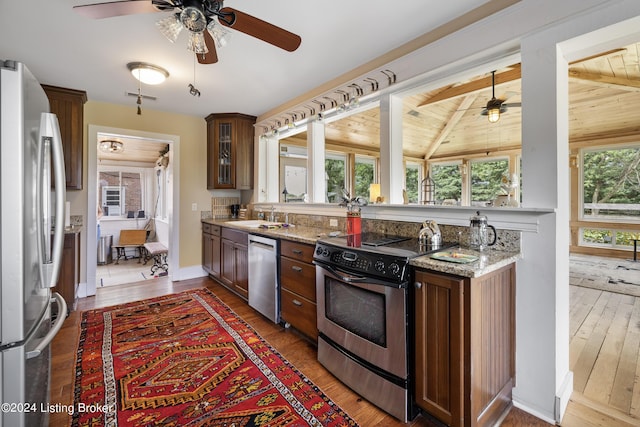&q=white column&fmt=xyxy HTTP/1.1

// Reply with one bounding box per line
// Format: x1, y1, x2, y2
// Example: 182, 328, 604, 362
257, 135, 280, 203
379, 94, 404, 204
307, 120, 326, 203
515, 32, 571, 423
